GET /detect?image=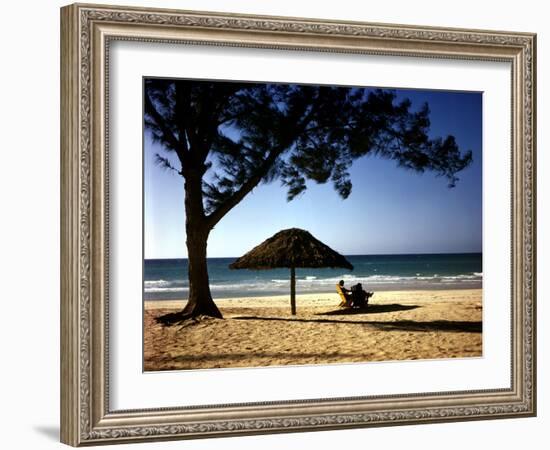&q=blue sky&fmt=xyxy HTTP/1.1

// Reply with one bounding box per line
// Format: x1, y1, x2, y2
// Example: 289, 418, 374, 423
144, 86, 482, 259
